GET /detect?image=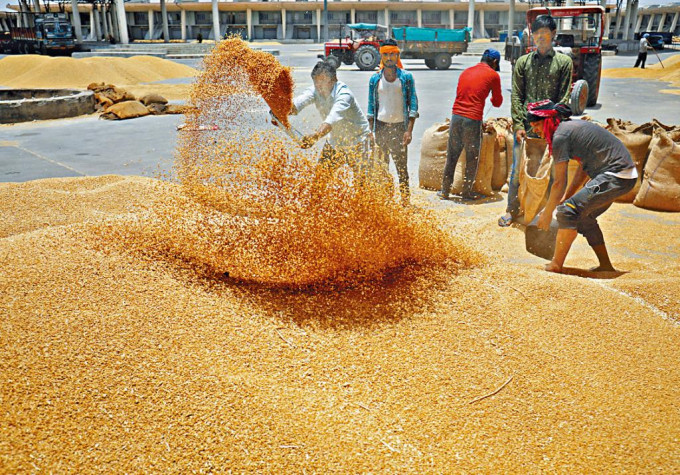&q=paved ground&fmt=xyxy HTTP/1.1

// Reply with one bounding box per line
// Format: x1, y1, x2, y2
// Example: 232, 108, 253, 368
1, 46, 679, 183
